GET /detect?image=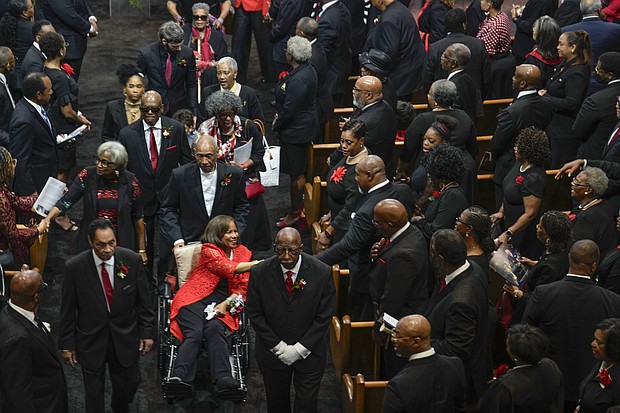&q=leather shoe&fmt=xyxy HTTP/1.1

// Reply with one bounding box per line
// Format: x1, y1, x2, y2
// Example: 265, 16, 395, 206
215, 376, 239, 390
